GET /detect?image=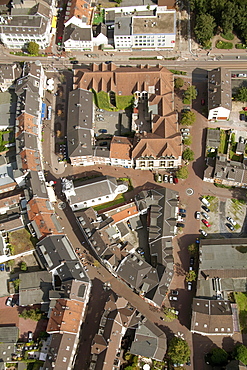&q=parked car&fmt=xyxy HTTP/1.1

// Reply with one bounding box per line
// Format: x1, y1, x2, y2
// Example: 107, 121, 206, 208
179, 208, 186, 213
201, 198, 210, 207
98, 129, 107, 133
105, 61, 112, 64
180, 128, 190, 133
0, 263, 4, 271
231, 74, 236, 78
202, 205, 210, 213
179, 213, 186, 218
177, 222, 185, 228
5, 297, 13, 306
240, 113, 245, 121
137, 247, 144, 255
156, 174, 162, 182
169, 296, 178, 301
226, 216, 236, 226
201, 212, 210, 220
243, 107, 247, 111
190, 257, 194, 266
182, 132, 190, 137
169, 175, 173, 183
226, 223, 234, 231
195, 211, 200, 220
28, 331, 33, 343
237, 73, 247, 77
99, 141, 108, 146
187, 281, 192, 291
171, 290, 179, 296
182, 107, 190, 113
127, 220, 132, 230
202, 219, 211, 227
201, 99, 205, 105
174, 176, 178, 184
163, 174, 168, 182
70, 60, 78, 64
199, 229, 208, 237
